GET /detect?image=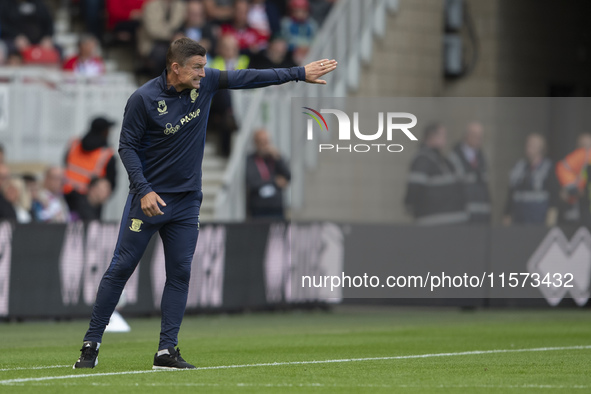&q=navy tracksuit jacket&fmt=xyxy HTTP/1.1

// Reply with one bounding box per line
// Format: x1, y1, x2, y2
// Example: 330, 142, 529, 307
84, 66, 306, 349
